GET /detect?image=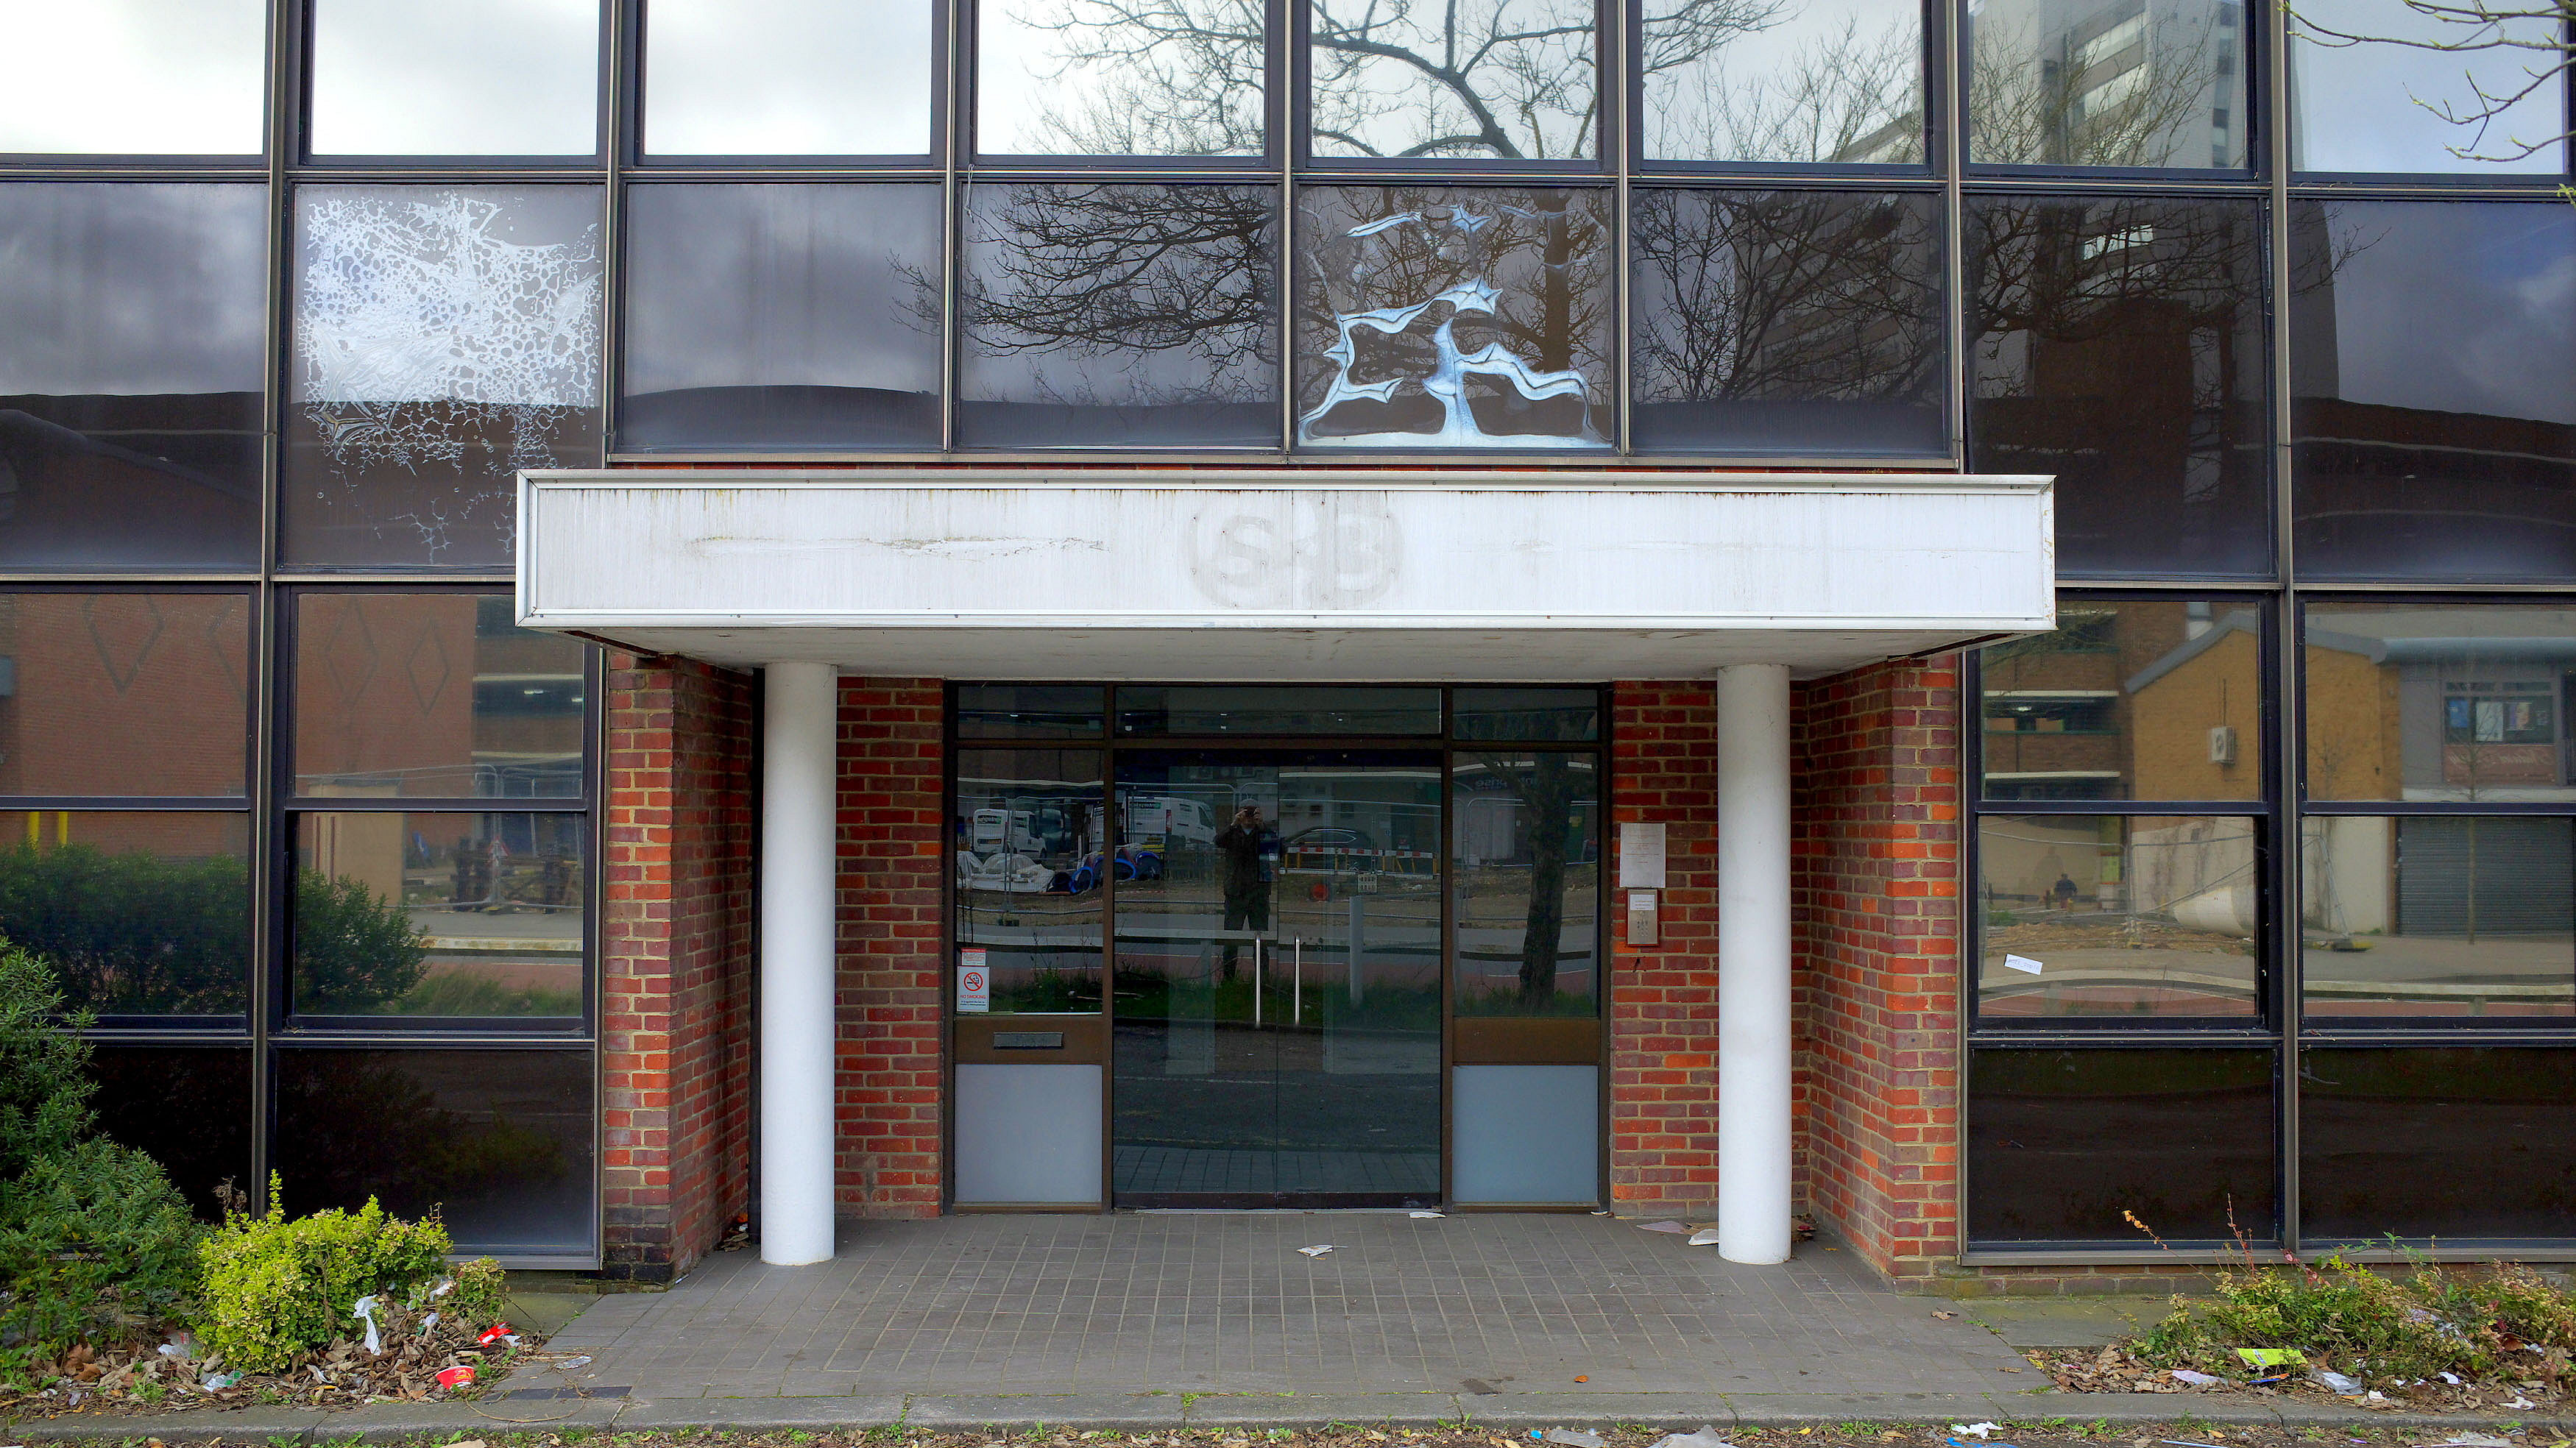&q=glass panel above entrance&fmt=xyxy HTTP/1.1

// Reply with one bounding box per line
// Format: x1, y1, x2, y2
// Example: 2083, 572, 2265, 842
1116, 686, 1442, 738
1111, 751, 1442, 1207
